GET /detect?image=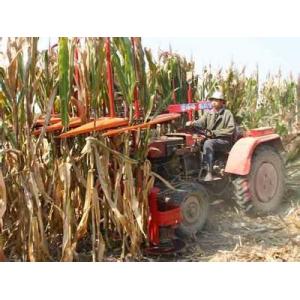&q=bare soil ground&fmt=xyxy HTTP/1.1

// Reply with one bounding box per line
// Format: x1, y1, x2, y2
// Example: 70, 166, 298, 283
167, 194, 300, 262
